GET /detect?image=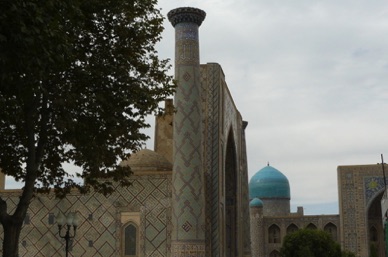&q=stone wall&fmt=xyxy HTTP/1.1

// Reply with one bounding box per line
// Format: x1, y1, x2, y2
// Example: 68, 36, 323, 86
0, 173, 171, 257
